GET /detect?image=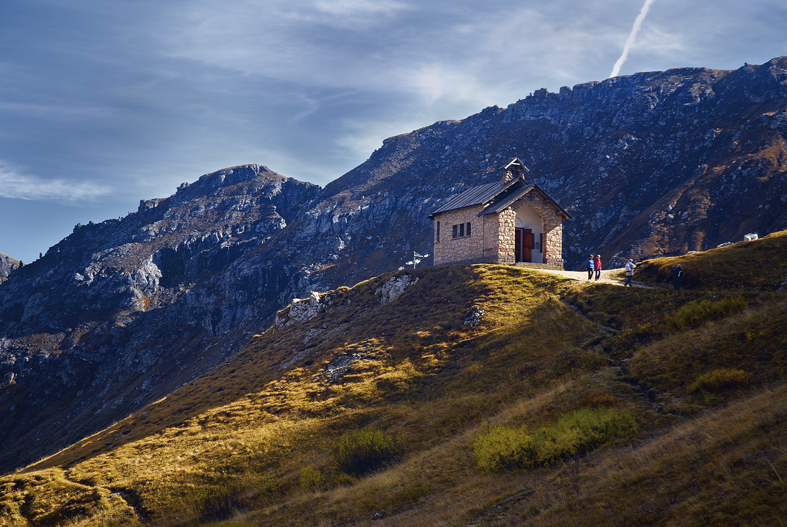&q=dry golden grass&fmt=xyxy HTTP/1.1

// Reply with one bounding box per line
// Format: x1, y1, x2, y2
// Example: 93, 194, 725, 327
2, 246, 787, 526
635, 229, 787, 290
483, 382, 787, 526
